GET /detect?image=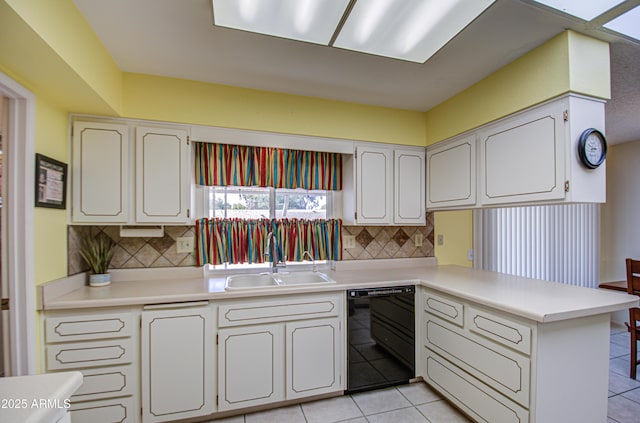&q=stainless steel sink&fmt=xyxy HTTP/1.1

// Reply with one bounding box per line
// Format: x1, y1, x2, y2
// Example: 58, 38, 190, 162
224, 271, 335, 290
274, 271, 335, 286
225, 273, 279, 290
